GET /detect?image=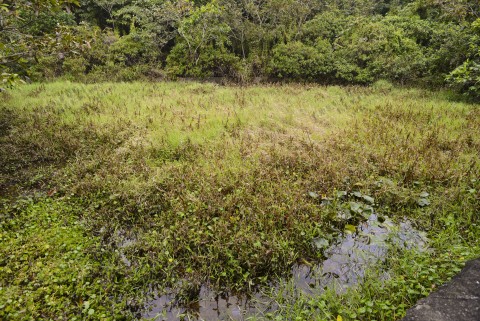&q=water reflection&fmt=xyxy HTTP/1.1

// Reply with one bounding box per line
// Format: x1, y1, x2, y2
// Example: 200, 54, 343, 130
293, 214, 427, 294
142, 285, 274, 320
142, 214, 427, 320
